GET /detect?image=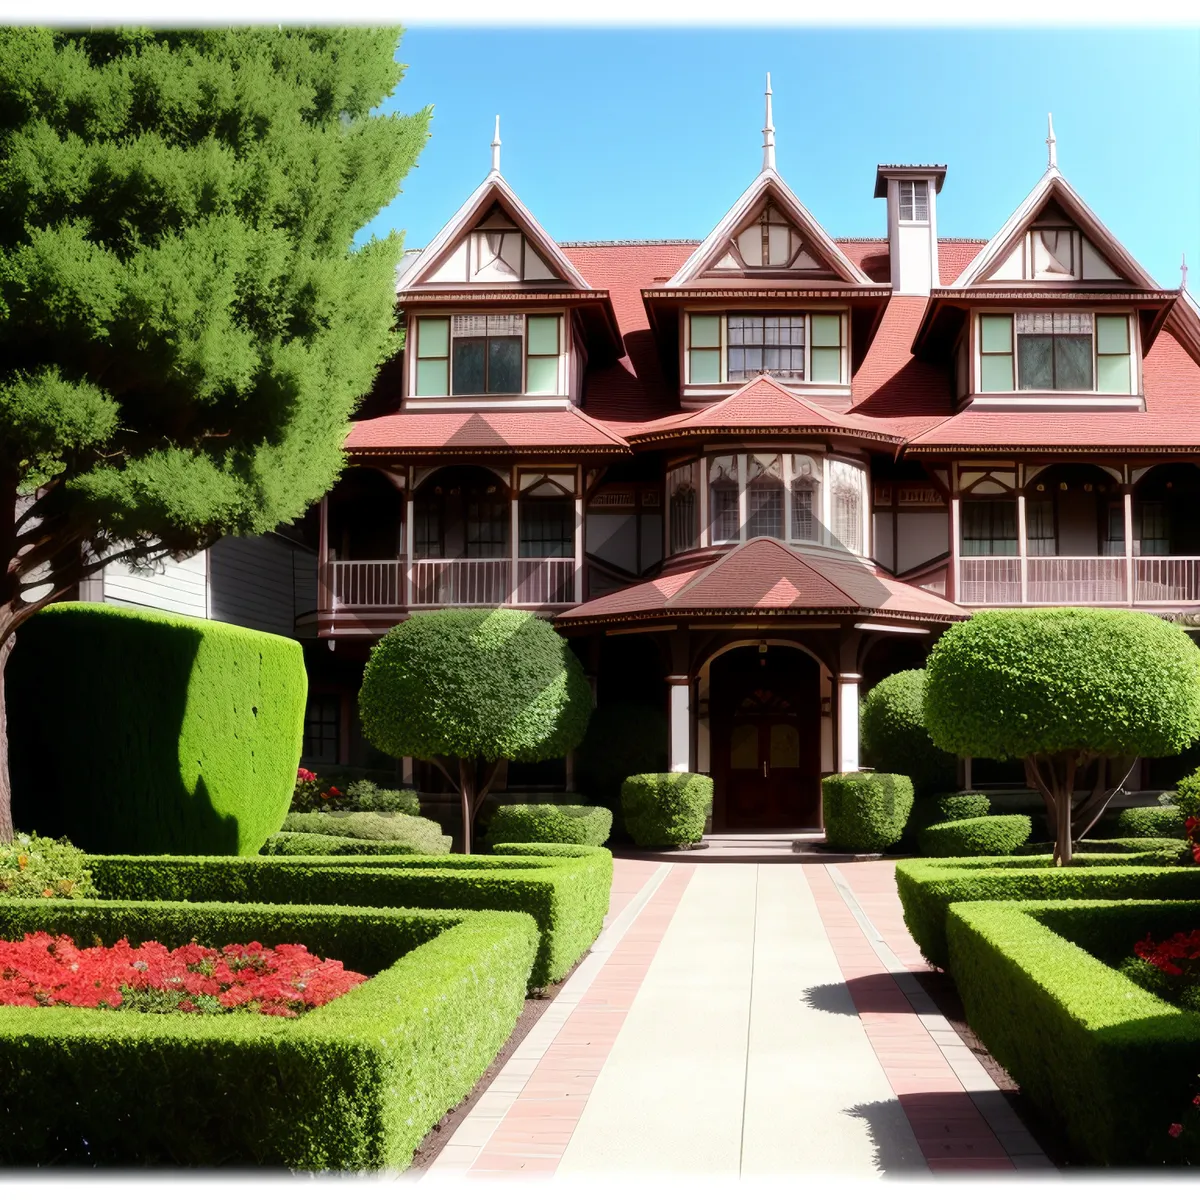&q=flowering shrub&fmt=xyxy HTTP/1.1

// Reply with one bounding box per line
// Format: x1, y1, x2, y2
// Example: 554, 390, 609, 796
290, 768, 419, 816
0, 933, 366, 1017
1185, 815, 1200, 865
0, 832, 97, 900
